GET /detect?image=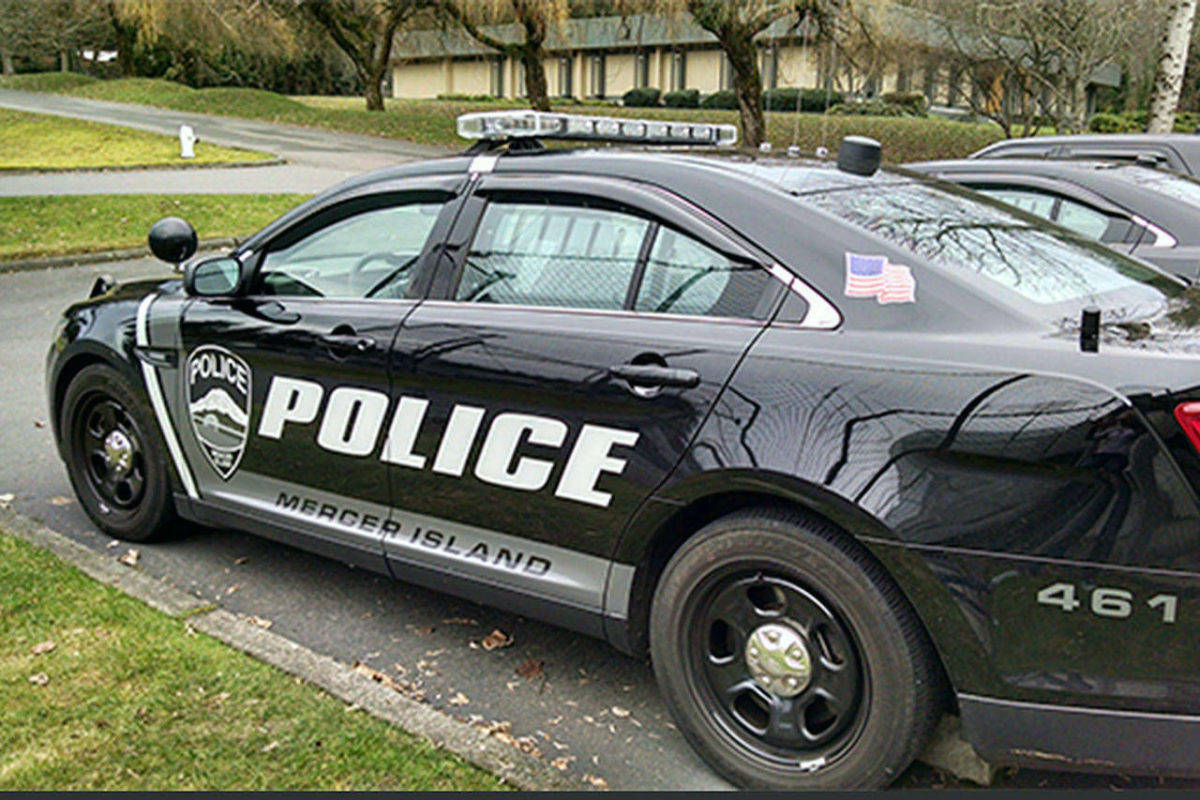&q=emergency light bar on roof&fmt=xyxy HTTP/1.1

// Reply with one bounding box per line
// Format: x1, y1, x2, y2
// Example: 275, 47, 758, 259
456, 110, 738, 147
